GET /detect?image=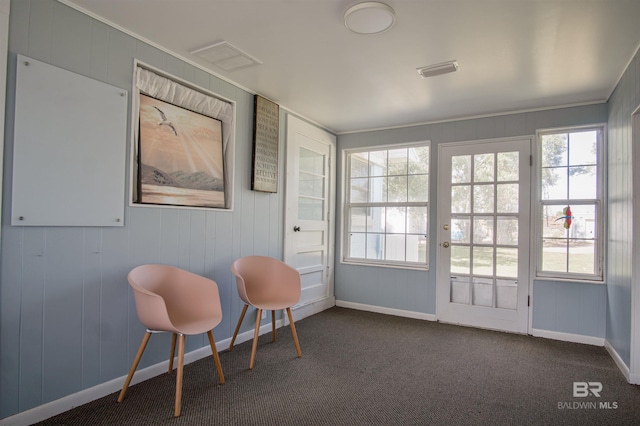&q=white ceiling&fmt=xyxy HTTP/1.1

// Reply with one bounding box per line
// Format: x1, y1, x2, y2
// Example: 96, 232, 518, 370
62, 0, 640, 134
